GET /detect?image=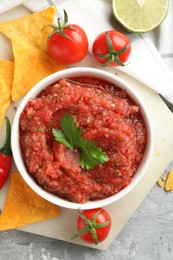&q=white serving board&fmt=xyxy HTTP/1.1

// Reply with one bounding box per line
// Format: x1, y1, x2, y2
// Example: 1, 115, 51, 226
0, 5, 173, 251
